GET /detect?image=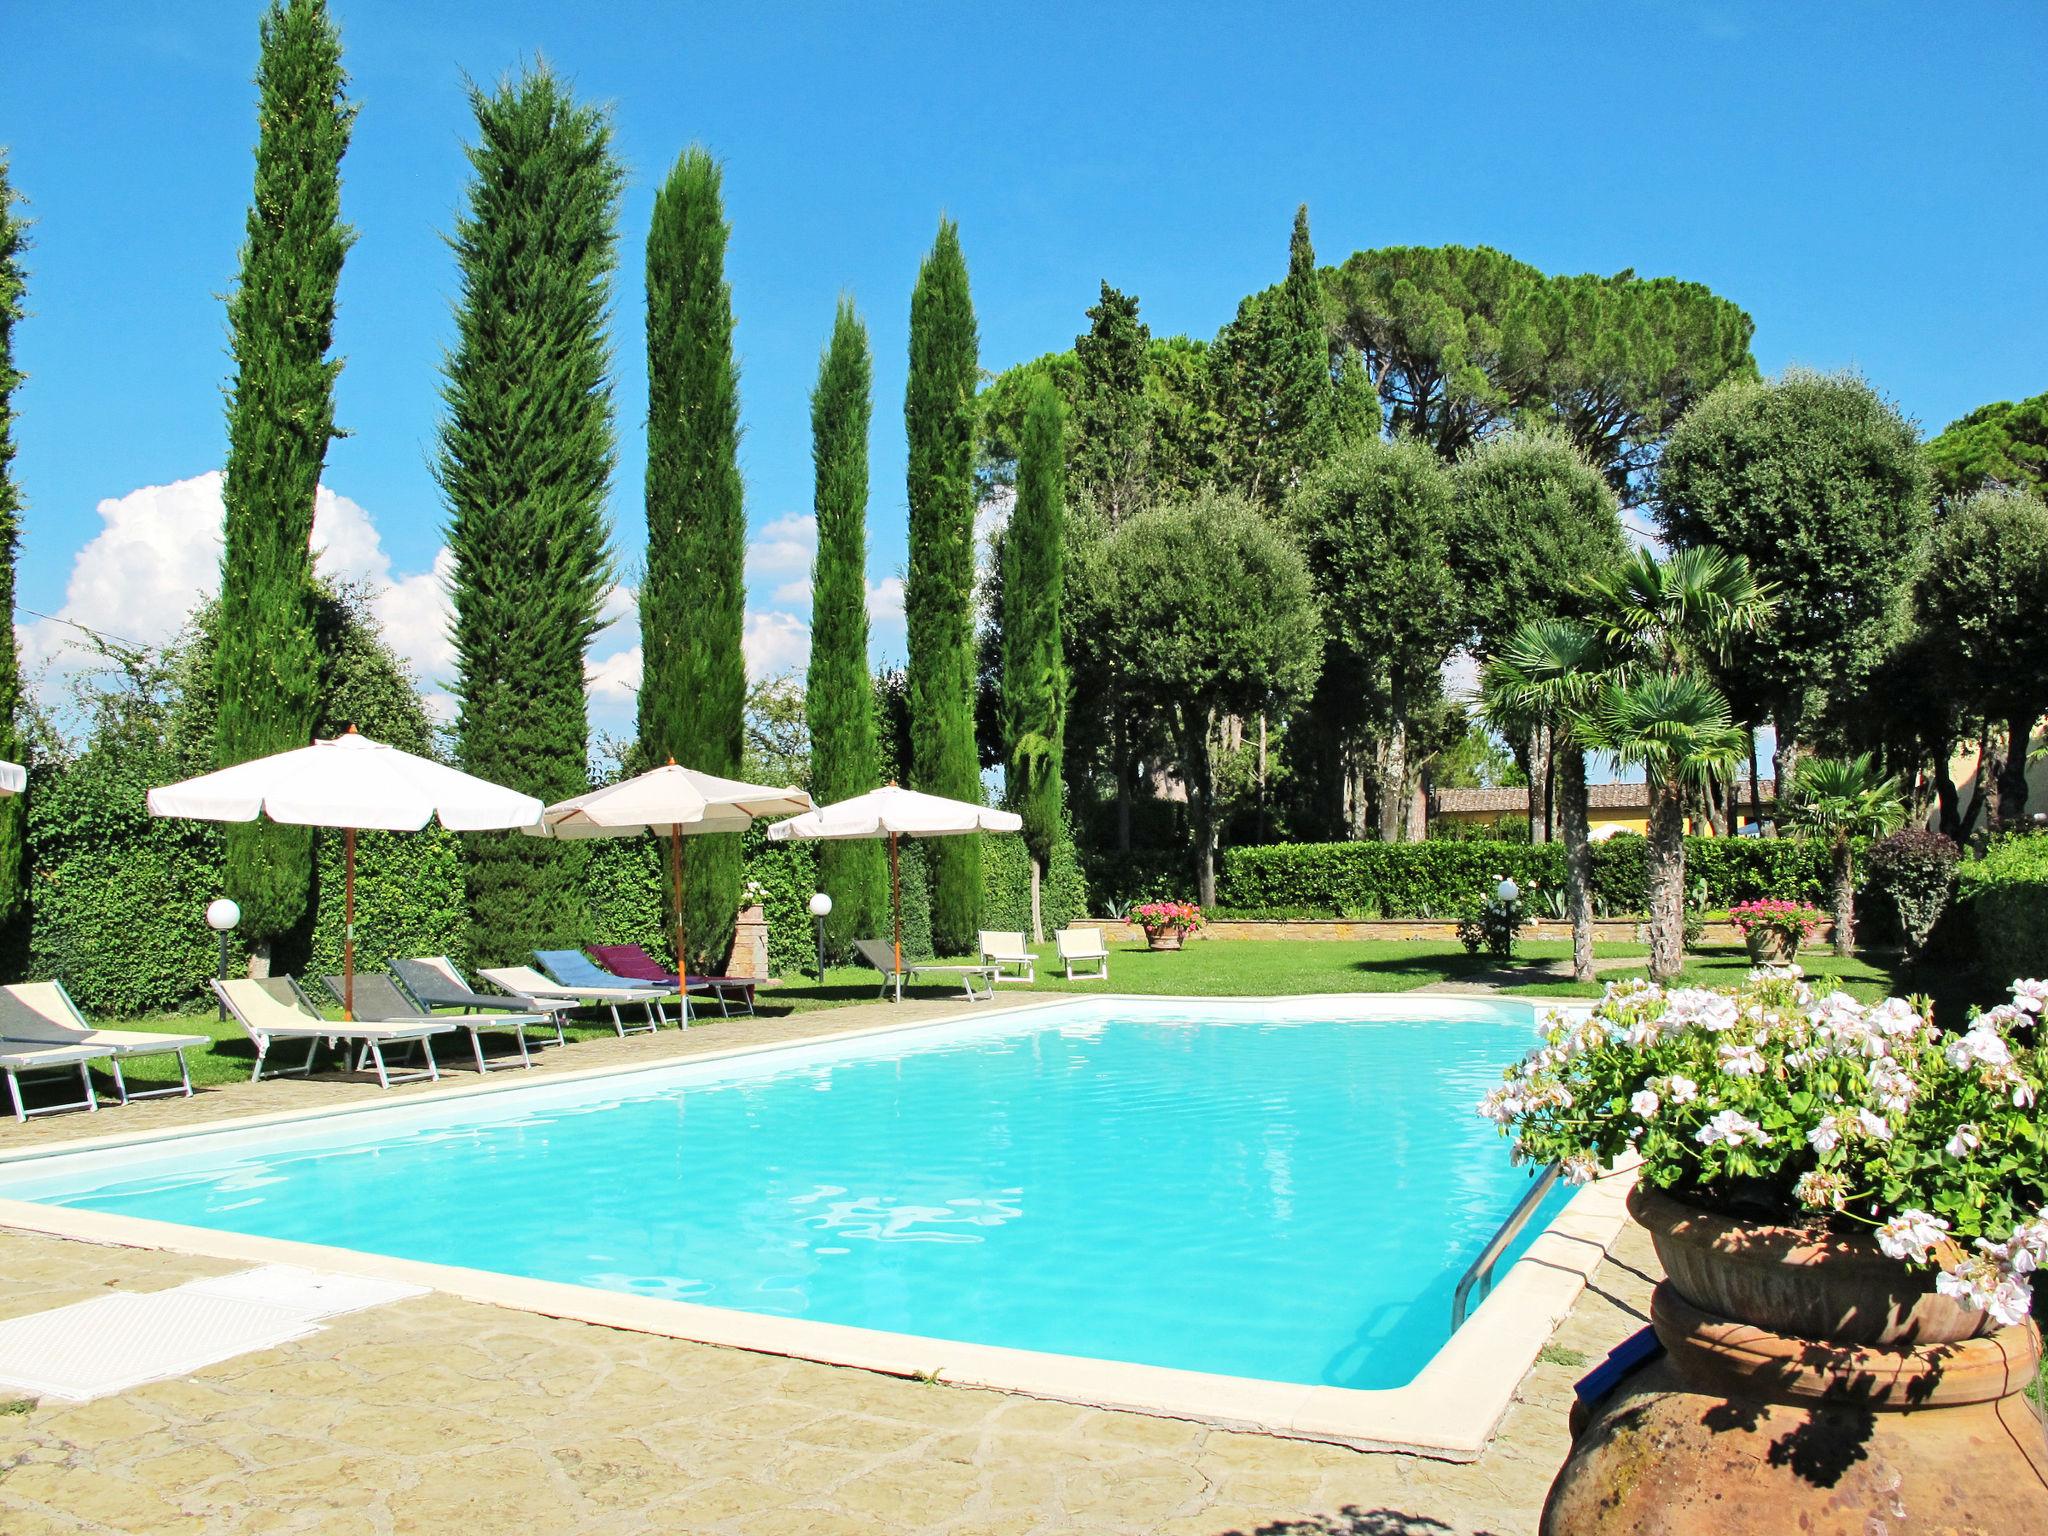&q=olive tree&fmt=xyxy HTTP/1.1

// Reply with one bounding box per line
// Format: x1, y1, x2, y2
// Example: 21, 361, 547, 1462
1103, 492, 1321, 905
